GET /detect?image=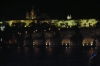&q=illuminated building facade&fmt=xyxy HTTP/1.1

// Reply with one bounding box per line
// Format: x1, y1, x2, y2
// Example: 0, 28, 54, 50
26, 7, 36, 19
0, 18, 98, 28
0, 6, 99, 29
